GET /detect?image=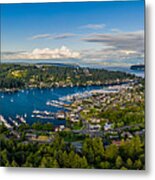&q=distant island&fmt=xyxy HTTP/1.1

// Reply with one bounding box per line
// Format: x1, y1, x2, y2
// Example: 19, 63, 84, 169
130, 64, 145, 71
